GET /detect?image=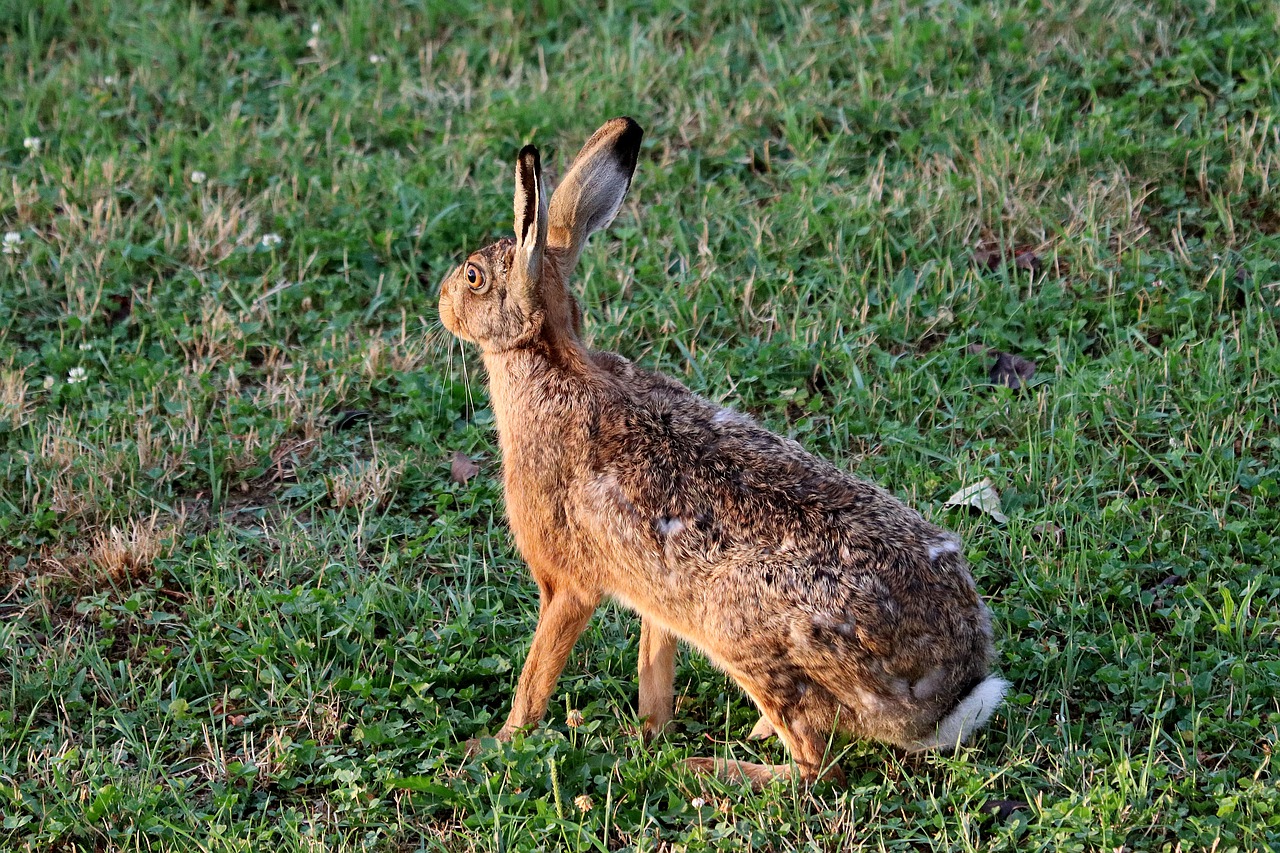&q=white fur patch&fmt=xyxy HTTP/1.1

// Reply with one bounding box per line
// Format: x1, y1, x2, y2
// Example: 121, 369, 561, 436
913, 675, 1009, 752
926, 536, 962, 562
911, 666, 947, 700
584, 474, 641, 541
812, 612, 857, 639
656, 517, 685, 537
591, 472, 621, 493
811, 612, 836, 629
712, 408, 737, 426
854, 686, 892, 715
588, 474, 628, 509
